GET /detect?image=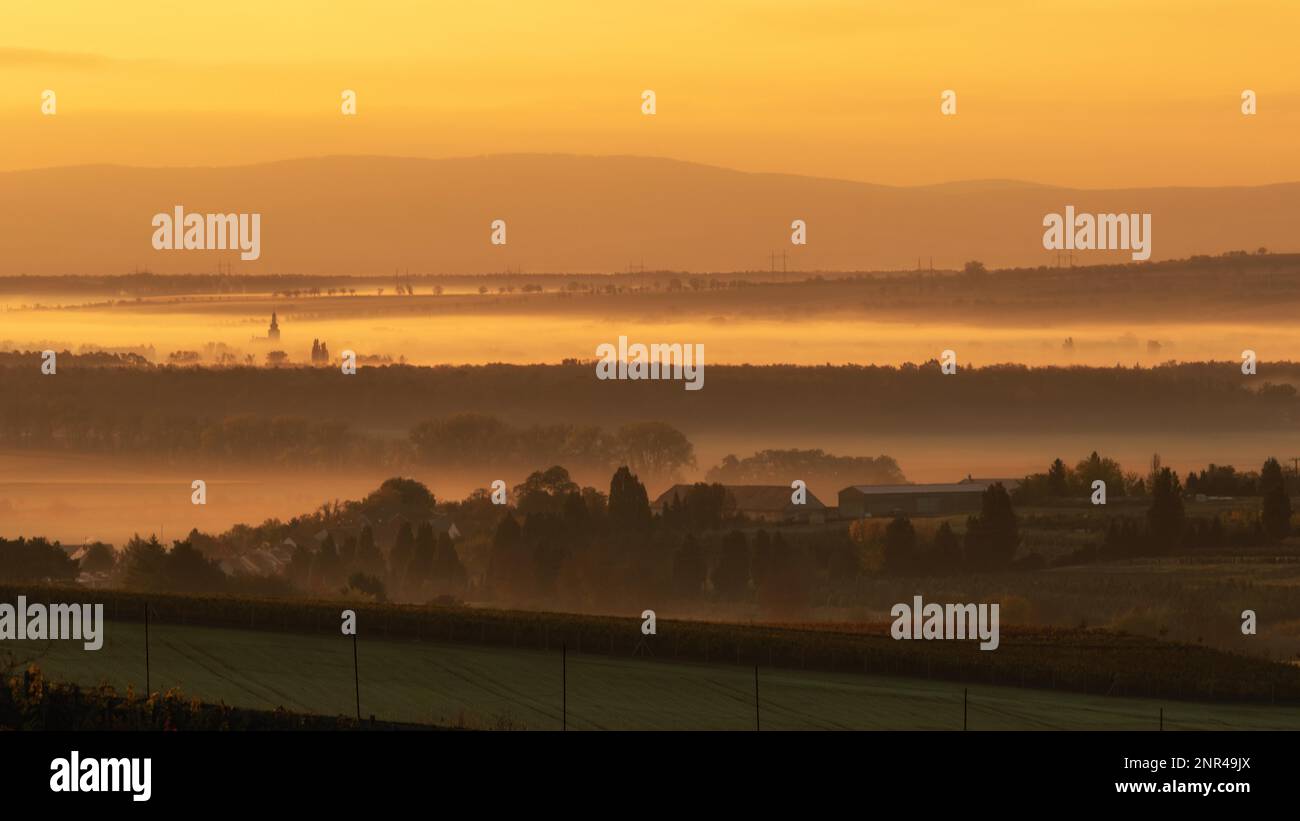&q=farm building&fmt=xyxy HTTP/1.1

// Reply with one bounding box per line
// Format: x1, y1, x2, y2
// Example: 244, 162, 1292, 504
838, 478, 1019, 518
652, 484, 827, 524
